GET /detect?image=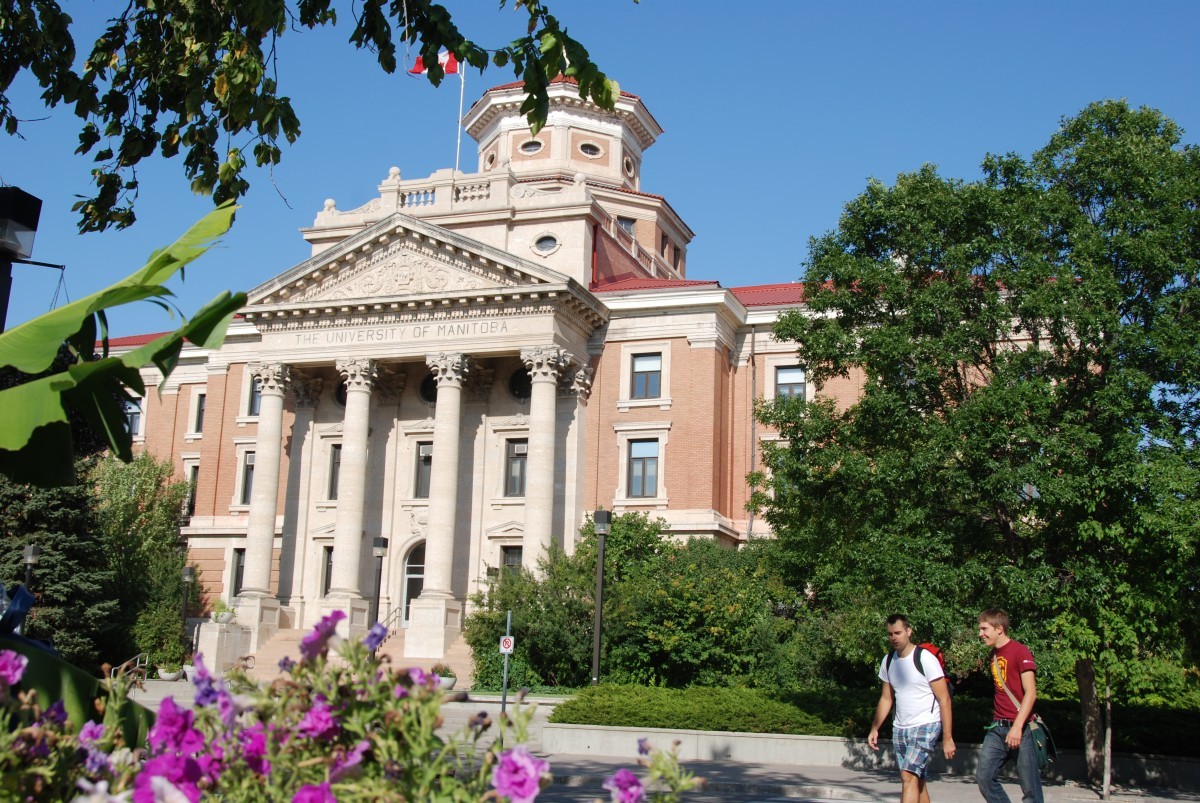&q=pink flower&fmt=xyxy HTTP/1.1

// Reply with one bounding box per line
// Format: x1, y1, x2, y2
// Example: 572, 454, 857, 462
0, 649, 28, 689
330, 739, 370, 781
147, 698, 205, 756
133, 754, 203, 802
293, 782, 336, 803
299, 611, 346, 662
491, 744, 549, 803
602, 768, 645, 803
297, 699, 340, 740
